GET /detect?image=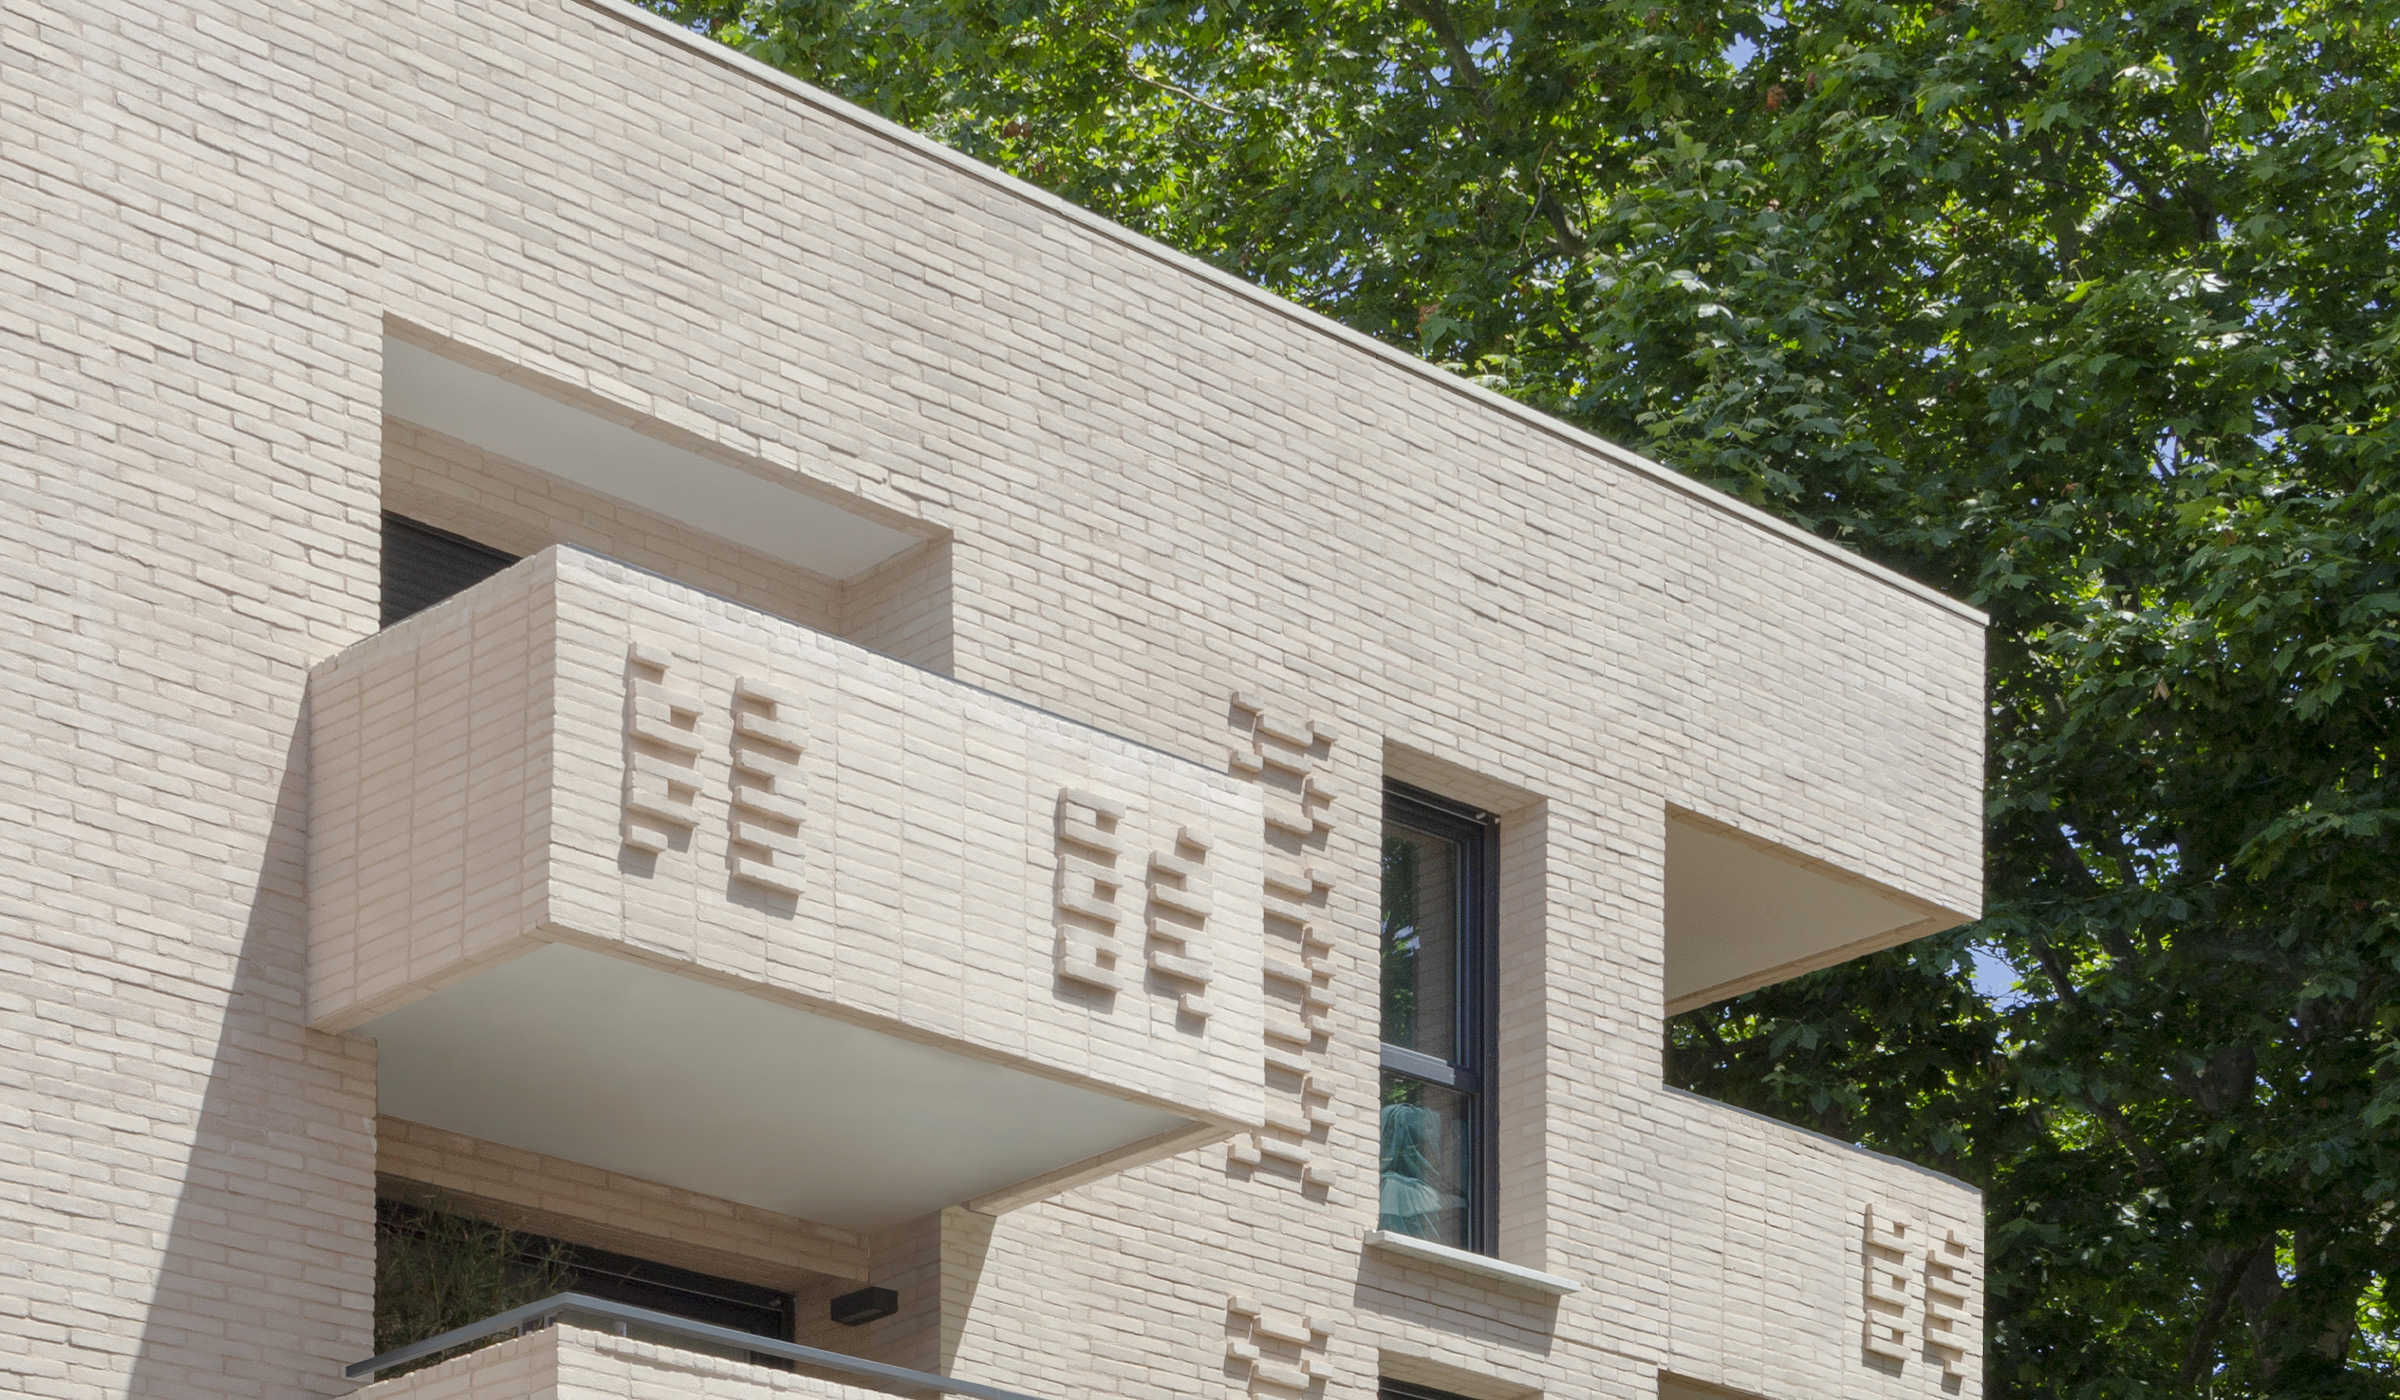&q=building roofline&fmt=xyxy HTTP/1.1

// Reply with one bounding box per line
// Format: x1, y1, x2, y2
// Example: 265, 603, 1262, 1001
576, 0, 1989, 629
